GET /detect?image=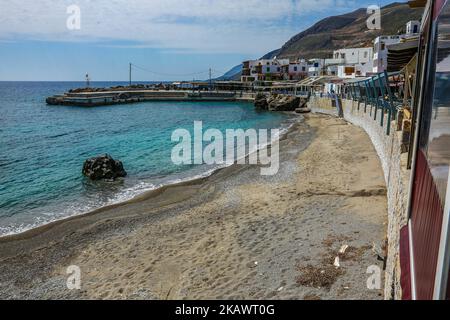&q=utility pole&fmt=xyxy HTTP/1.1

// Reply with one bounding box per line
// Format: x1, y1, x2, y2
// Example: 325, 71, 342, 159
85, 73, 90, 88
129, 63, 132, 87
209, 68, 212, 91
